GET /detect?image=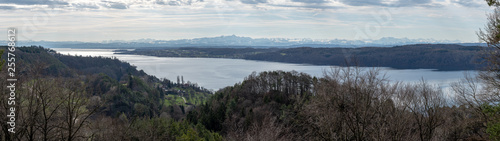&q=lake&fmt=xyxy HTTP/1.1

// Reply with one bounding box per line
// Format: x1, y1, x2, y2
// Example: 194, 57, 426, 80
51, 48, 476, 97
